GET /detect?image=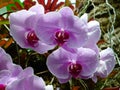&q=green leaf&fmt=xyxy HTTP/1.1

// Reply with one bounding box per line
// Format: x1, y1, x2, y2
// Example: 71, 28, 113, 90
0, 0, 14, 8
6, 0, 23, 11
0, 20, 9, 25
0, 7, 7, 15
